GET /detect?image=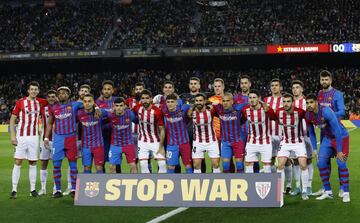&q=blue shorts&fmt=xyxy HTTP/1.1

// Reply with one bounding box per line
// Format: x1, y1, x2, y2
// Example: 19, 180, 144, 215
166, 143, 192, 166
53, 133, 77, 161
109, 144, 136, 165
82, 146, 104, 166
221, 141, 245, 159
